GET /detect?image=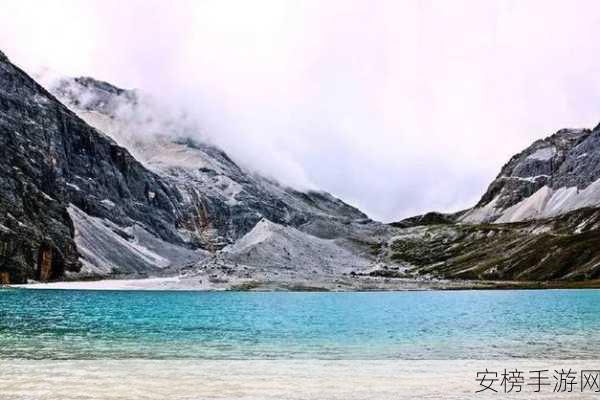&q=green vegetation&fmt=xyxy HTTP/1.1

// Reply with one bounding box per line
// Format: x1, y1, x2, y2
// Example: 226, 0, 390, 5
385, 207, 600, 282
